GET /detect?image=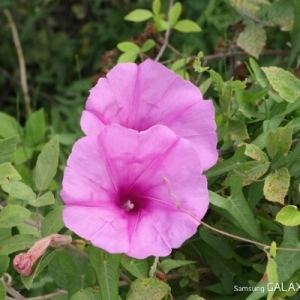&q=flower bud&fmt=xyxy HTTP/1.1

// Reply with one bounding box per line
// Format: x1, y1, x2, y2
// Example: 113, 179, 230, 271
13, 234, 72, 276
13, 253, 33, 276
